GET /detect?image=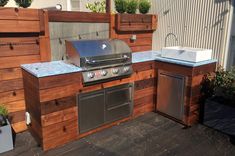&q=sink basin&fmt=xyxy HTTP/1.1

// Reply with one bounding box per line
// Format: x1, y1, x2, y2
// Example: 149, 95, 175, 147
161, 46, 212, 62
